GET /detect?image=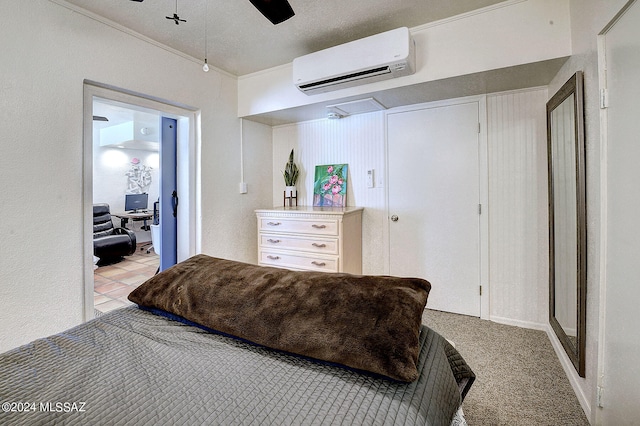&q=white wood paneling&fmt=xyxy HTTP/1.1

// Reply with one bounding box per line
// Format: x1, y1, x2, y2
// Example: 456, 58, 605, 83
272, 113, 387, 275
487, 88, 549, 327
